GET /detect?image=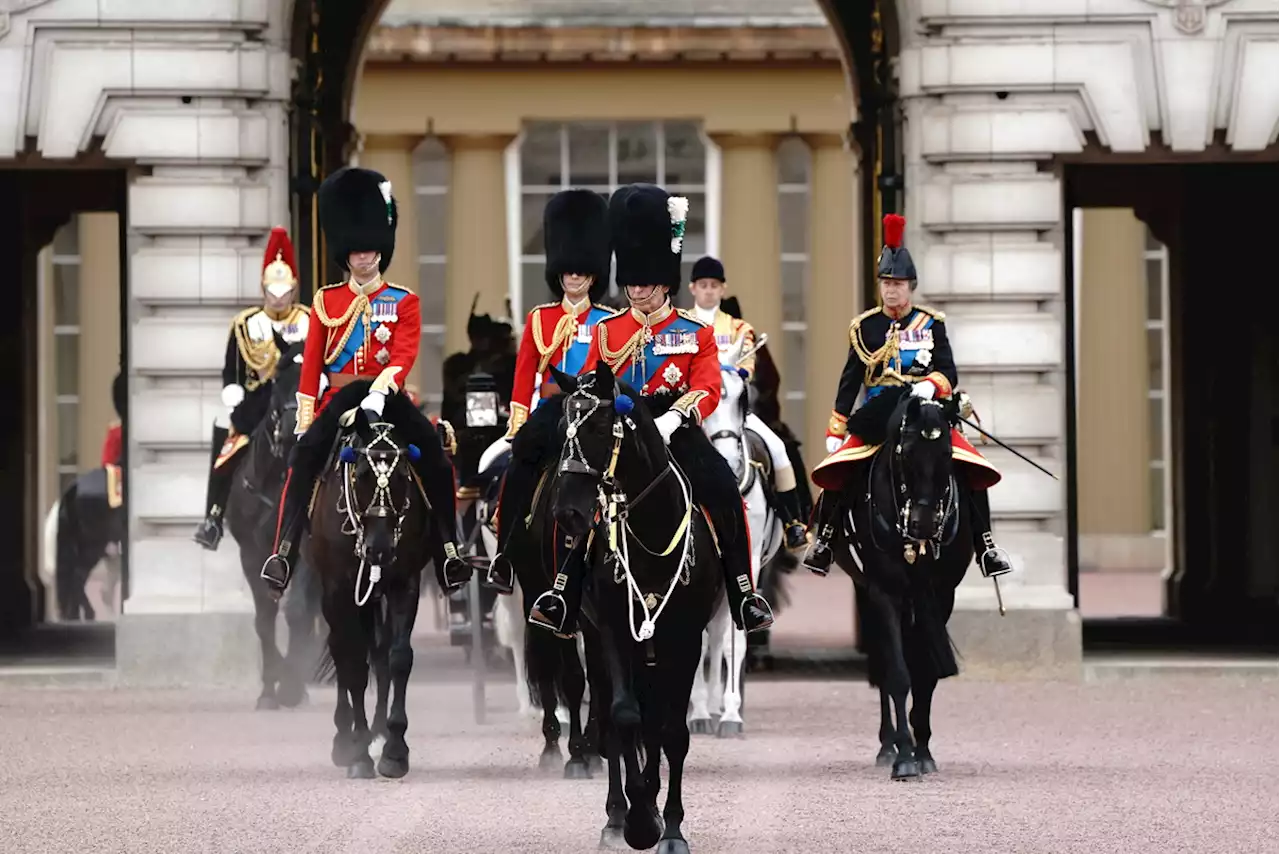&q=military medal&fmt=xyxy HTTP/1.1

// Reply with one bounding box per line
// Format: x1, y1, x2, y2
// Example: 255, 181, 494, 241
375, 348, 391, 365
374, 324, 391, 344
663, 364, 682, 386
